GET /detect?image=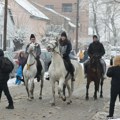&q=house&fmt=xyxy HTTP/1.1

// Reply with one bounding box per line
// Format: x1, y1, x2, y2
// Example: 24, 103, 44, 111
28, 0, 90, 44
8, 0, 49, 44
30, 2, 76, 42
0, 2, 15, 50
